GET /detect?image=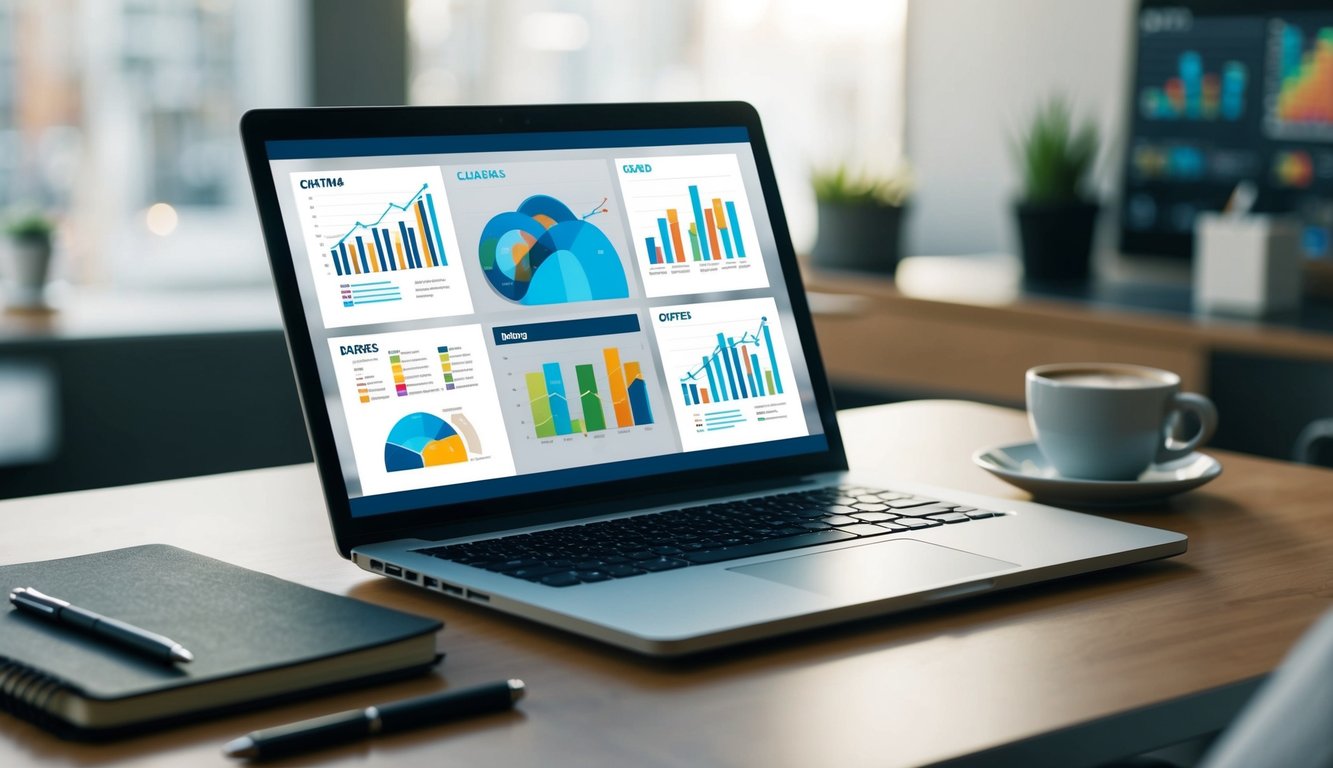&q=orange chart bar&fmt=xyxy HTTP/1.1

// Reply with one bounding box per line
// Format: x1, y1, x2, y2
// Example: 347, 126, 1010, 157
667, 209, 686, 264
604, 347, 633, 428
